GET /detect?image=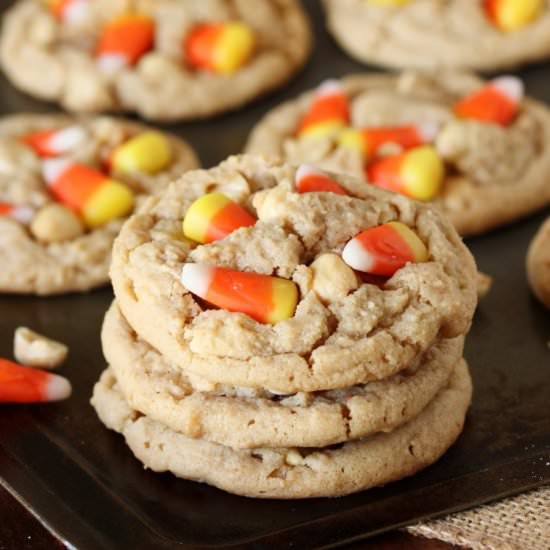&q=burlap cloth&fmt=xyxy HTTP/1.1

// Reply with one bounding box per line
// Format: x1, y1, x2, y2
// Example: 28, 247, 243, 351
405, 485, 550, 549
